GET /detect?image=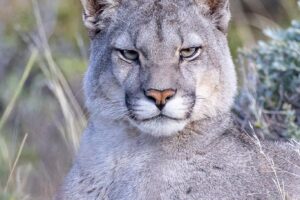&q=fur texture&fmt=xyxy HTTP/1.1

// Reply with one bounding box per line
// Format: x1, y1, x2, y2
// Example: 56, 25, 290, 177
56, 0, 300, 199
